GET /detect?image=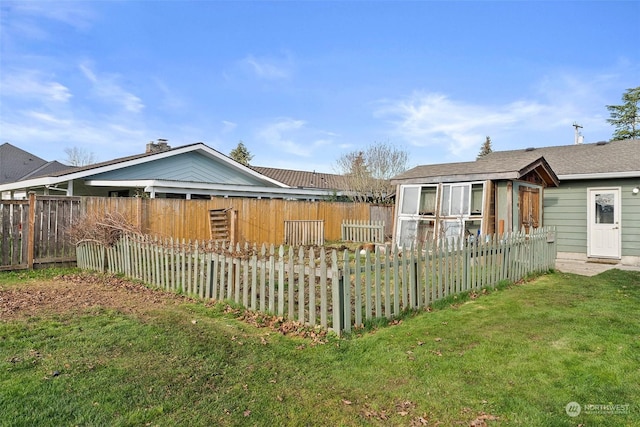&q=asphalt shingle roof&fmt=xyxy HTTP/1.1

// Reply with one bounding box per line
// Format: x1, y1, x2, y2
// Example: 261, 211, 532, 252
392, 139, 640, 184
0, 143, 70, 184
252, 166, 348, 190
391, 154, 557, 185
479, 139, 640, 176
